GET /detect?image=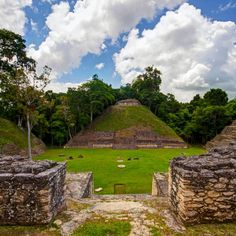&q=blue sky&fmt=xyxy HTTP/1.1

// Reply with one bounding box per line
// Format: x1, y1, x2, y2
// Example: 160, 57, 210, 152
0, 0, 236, 100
